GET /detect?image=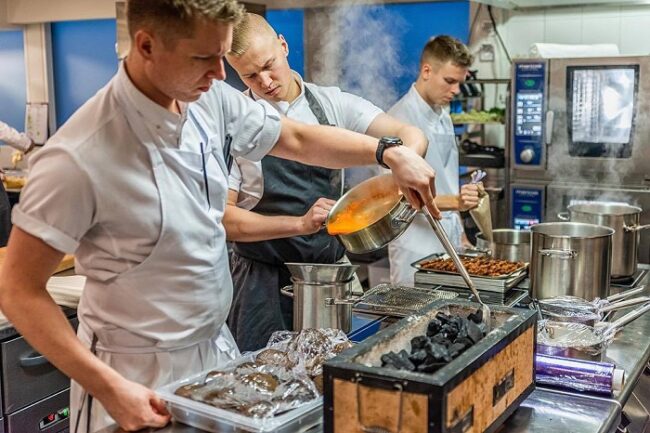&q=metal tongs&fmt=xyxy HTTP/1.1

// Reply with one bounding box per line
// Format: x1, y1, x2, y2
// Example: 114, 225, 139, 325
423, 208, 492, 333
